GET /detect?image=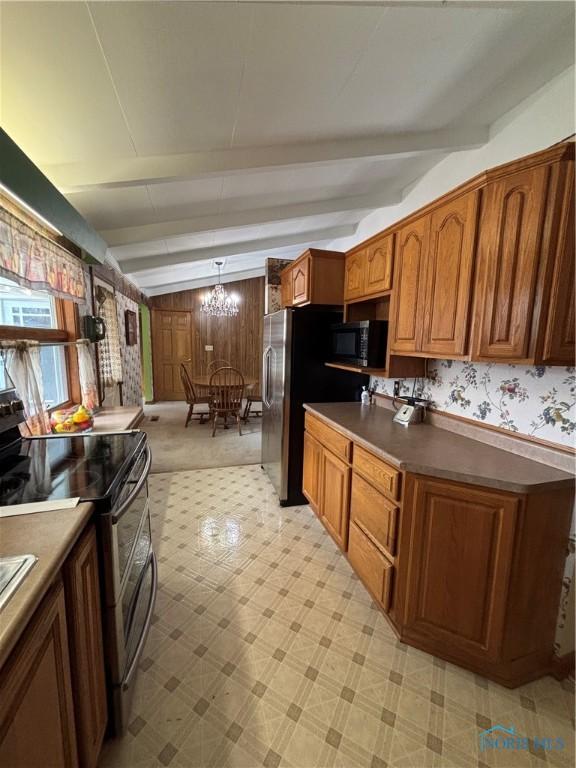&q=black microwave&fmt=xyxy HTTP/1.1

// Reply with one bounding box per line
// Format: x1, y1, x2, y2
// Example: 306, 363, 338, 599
329, 321, 388, 368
